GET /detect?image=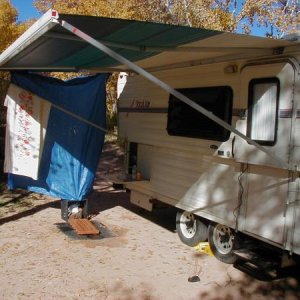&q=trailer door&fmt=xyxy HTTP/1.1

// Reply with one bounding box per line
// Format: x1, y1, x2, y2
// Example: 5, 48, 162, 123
234, 62, 295, 244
